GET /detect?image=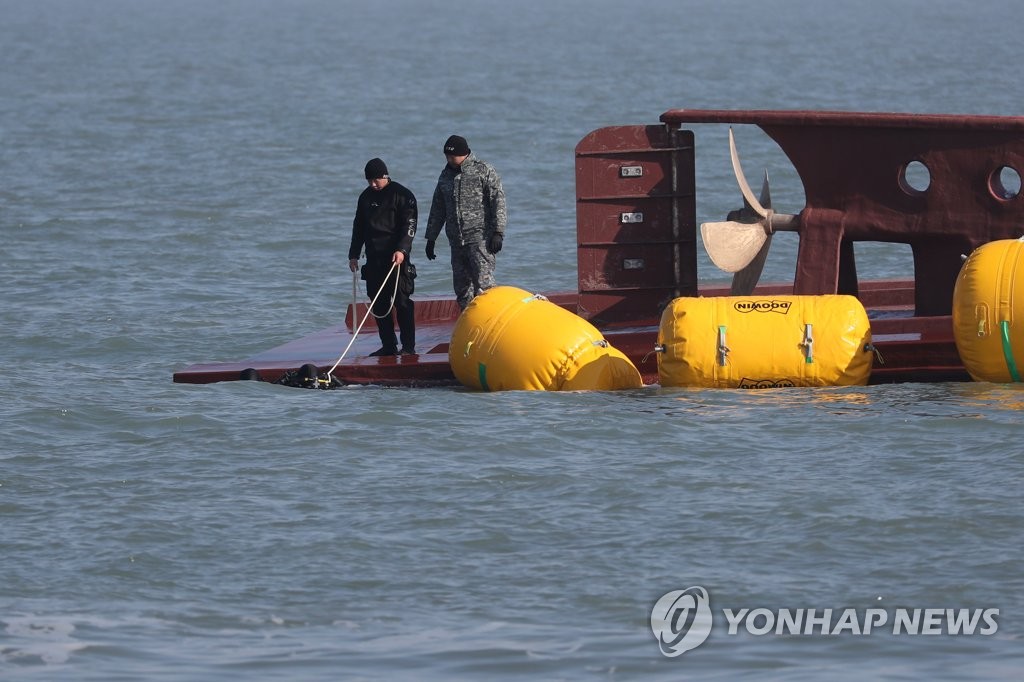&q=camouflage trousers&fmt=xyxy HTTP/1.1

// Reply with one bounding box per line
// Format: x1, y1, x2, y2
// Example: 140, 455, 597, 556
451, 241, 496, 310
